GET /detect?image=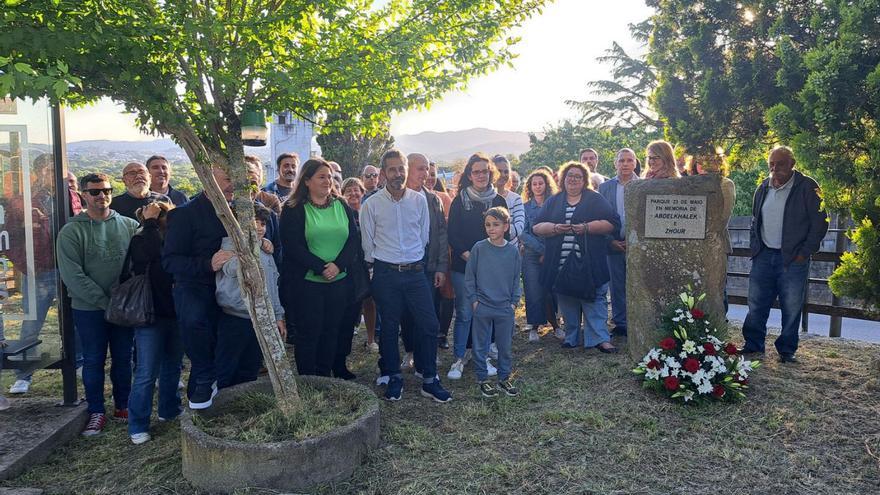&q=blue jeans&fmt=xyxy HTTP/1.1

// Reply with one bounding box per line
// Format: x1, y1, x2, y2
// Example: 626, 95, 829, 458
15, 270, 58, 380
742, 249, 810, 356
128, 317, 183, 435
215, 312, 263, 388
371, 262, 438, 380
522, 249, 548, 326
173, 283, 218, 397
606, 254, 627, 328
75, 309, 133, 414
557, 283, 610, 348
451, 271, 473, 360
471, 303, 514, 381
